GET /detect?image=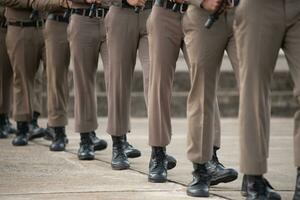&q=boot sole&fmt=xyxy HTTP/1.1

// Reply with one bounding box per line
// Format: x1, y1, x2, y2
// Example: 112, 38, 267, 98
126, 152, 141, 159
211, 173, 238, 186
94, 145, 107, 151
78, 155, 95, 160
12, 141, 28, 146
50, 147, 66, 152
28, 132, 45, 140
111, 164, 130, 170
148, 177, 167, 183
186, 190, 209, 197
